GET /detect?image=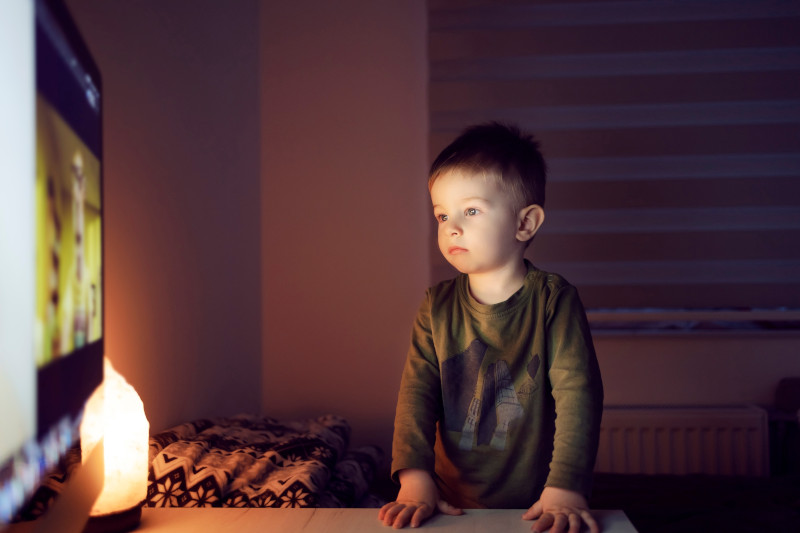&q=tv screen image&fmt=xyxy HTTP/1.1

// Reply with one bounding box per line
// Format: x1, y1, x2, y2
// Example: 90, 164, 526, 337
34, 0, 105, 443
35, 94, 103, 368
